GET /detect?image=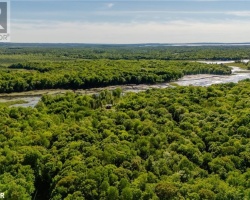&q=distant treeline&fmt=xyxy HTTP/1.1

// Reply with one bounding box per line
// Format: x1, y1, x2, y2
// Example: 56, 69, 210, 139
2, 60, 231, 93
1, 45, 250, 60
